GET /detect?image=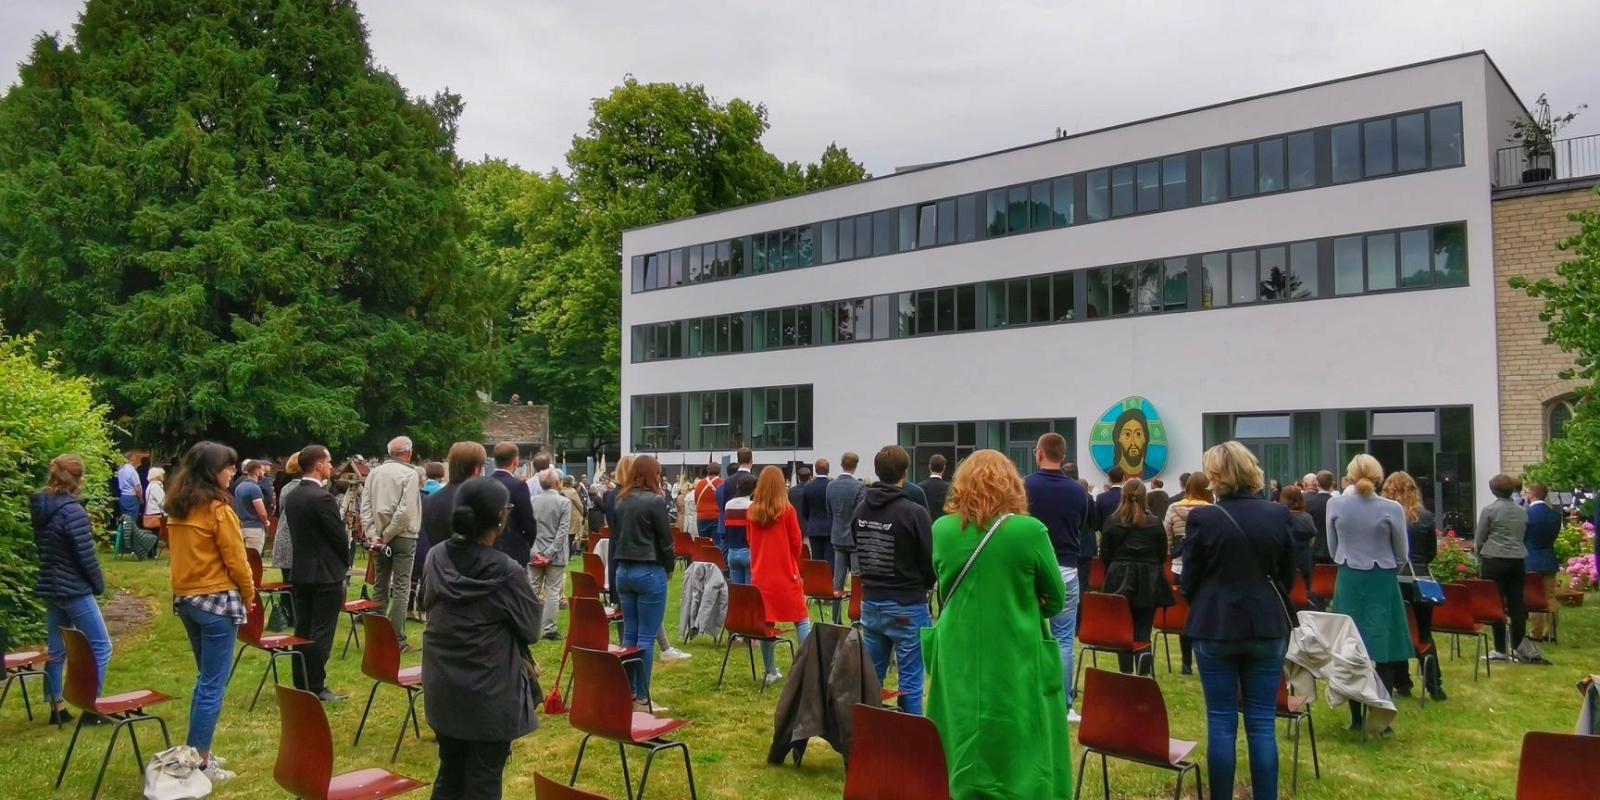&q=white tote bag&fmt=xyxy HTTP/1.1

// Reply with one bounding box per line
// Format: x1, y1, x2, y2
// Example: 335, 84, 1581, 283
143, 745, 212, 800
